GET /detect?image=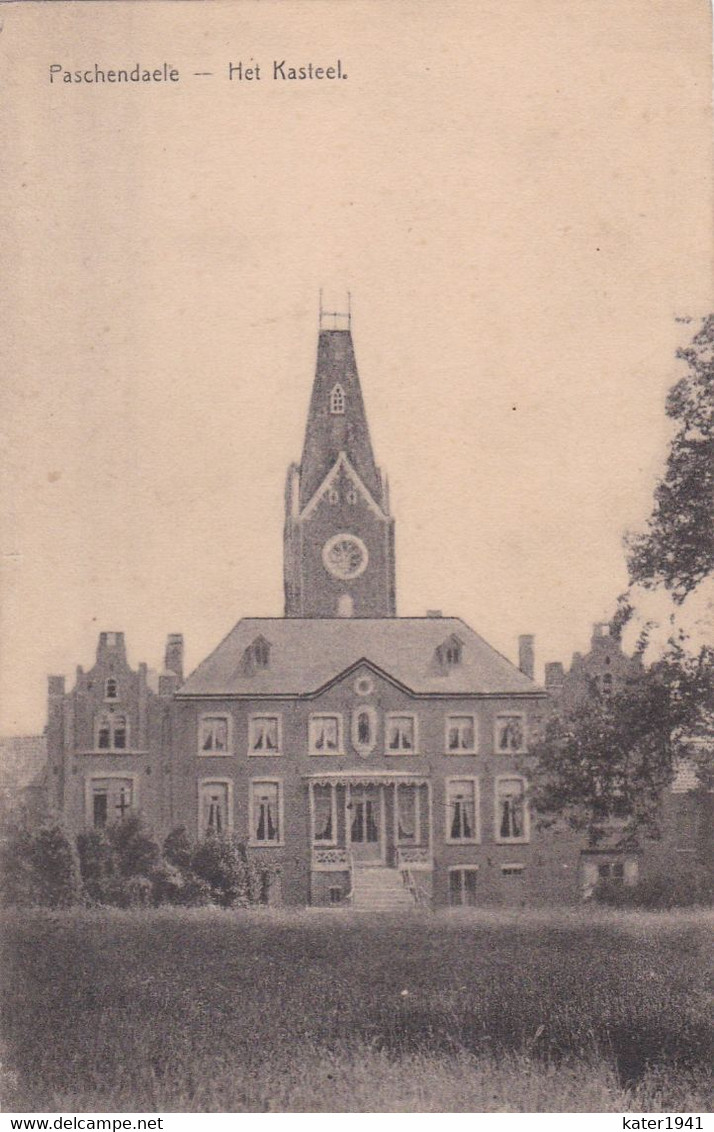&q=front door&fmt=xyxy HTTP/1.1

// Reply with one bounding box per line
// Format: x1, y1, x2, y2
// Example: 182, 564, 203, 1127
350, 786, 383, 863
